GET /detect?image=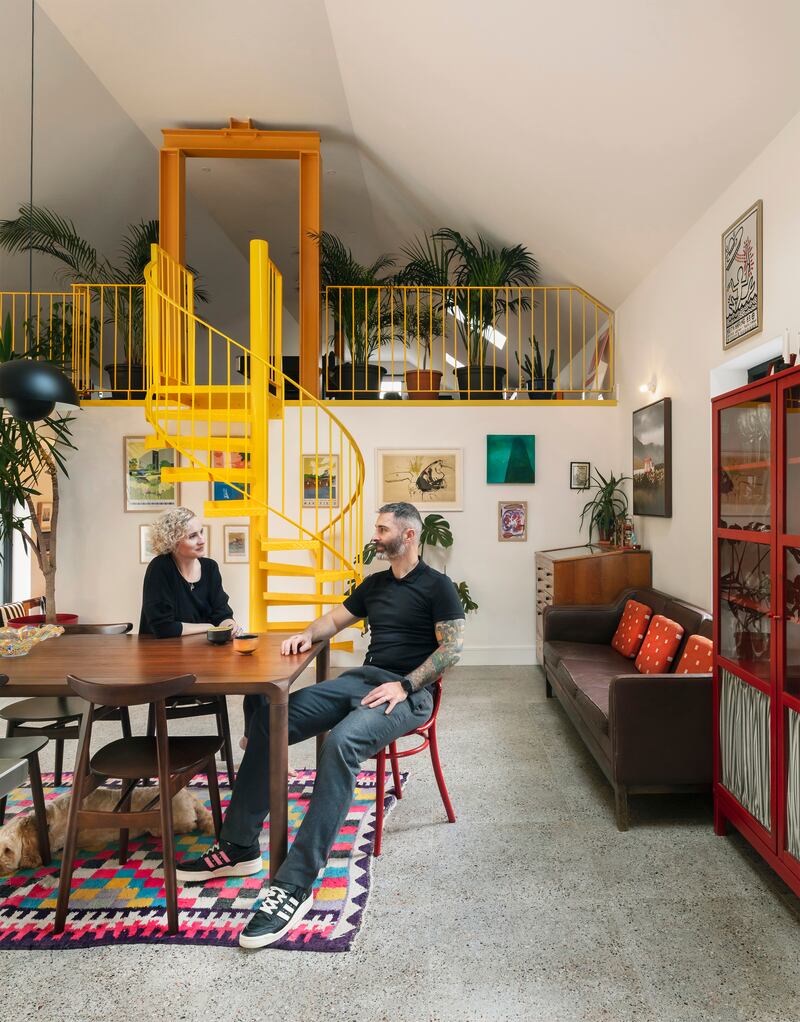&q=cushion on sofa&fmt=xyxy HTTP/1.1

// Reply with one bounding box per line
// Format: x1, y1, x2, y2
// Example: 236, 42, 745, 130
675, 634, 713, 675
611, 599, 653, 658
634, 615, 684, 674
